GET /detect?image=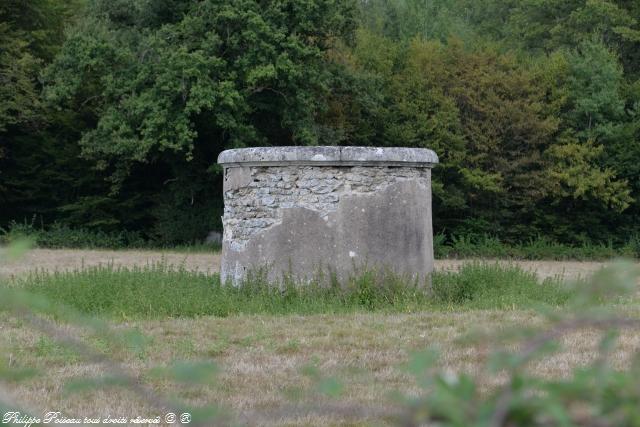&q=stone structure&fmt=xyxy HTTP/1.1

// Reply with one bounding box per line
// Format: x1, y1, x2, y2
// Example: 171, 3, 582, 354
218, 146, 439, 285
